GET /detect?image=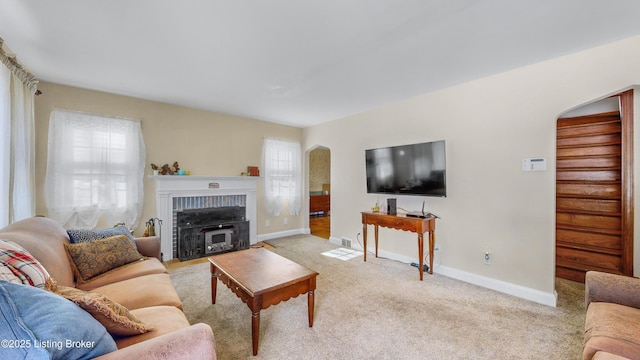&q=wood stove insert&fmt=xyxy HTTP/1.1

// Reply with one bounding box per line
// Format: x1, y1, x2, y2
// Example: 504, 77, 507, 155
176, 206, 249, 261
